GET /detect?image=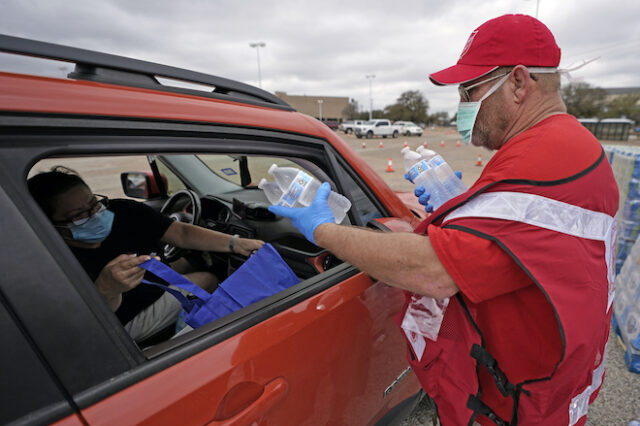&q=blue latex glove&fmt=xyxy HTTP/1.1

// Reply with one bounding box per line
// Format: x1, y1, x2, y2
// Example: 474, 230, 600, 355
414, 186, 434, 213
414, 172, 463, 213
404, 172, 414, 184
268, 182, 335, 244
